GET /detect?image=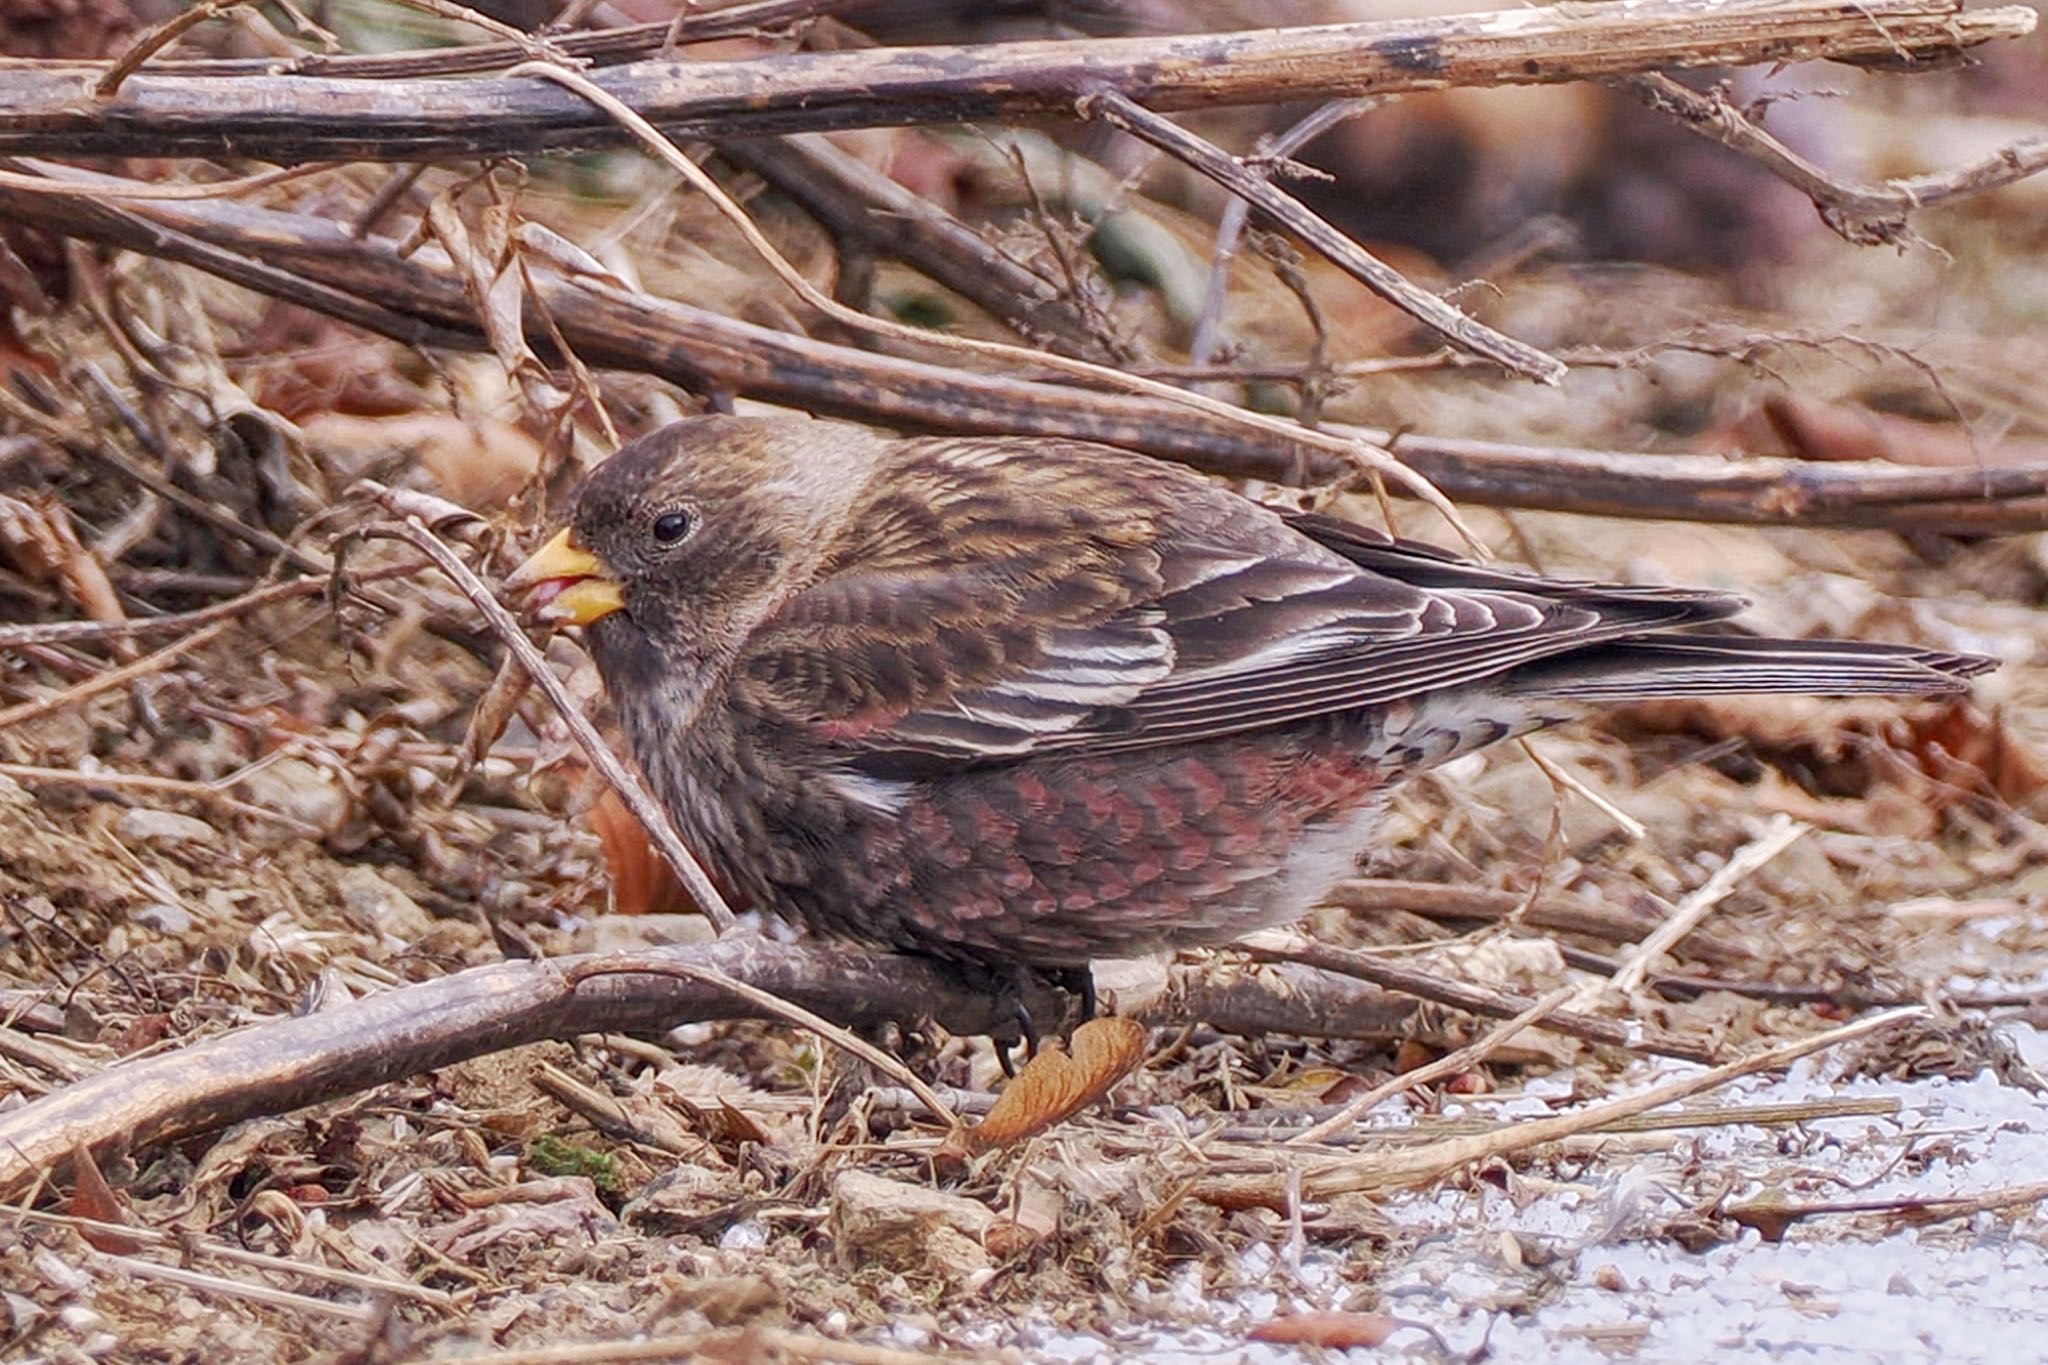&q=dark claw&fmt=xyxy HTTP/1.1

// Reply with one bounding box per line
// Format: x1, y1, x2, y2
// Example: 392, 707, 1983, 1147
989, 998, 1035, 1076
1058, 965, 1099, 1021
1015, 995, 1042, 1058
